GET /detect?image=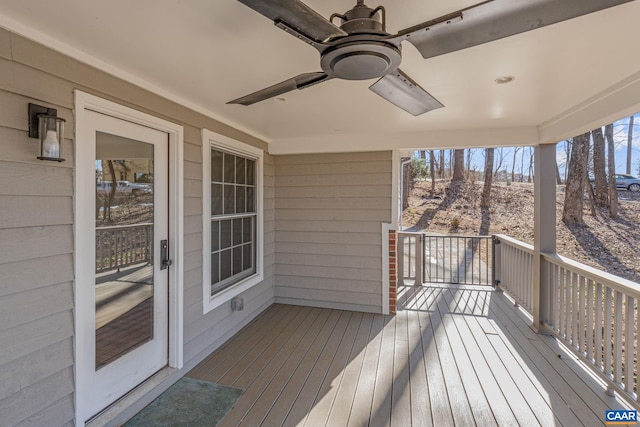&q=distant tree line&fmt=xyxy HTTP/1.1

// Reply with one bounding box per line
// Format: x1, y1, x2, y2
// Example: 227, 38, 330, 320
405, 114, 637, 226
